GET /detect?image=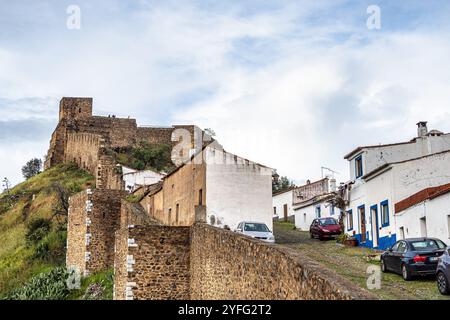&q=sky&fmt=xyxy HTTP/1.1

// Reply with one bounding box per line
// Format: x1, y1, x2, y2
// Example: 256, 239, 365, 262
1, 0, 450, 188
